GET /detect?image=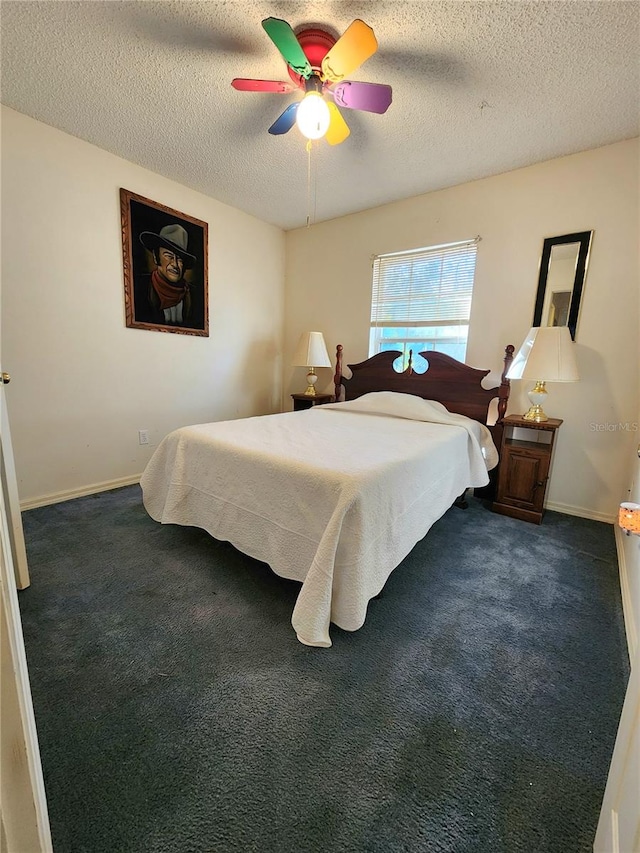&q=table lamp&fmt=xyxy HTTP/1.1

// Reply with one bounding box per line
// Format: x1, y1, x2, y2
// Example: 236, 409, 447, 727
292, 331, 331, 396
506, 326, 579, 422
